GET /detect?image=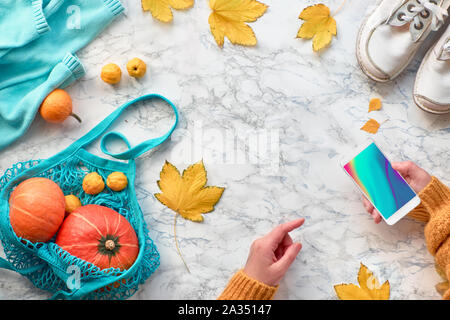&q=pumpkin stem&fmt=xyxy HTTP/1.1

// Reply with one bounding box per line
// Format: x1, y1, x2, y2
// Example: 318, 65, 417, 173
105, 239, 115, 251
70, 113, 82, 123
